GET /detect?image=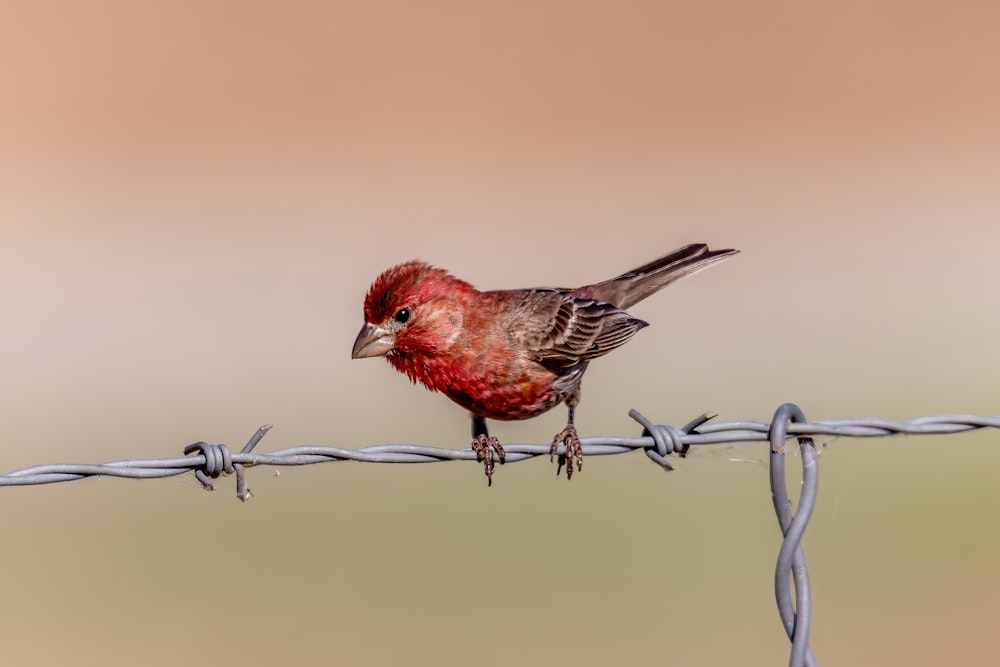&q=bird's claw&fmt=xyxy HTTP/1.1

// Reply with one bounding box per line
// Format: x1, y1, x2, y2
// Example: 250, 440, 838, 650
471, 434, 505, 486
550, 425, 583, 480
